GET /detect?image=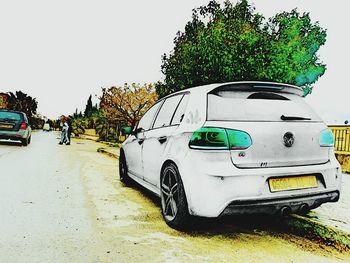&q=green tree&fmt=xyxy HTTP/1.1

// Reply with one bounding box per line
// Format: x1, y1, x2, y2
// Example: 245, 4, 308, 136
84, 95, 94, 117
70, 117, 88, 136
7, 91, 38, 123
157, 0, 326, 97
